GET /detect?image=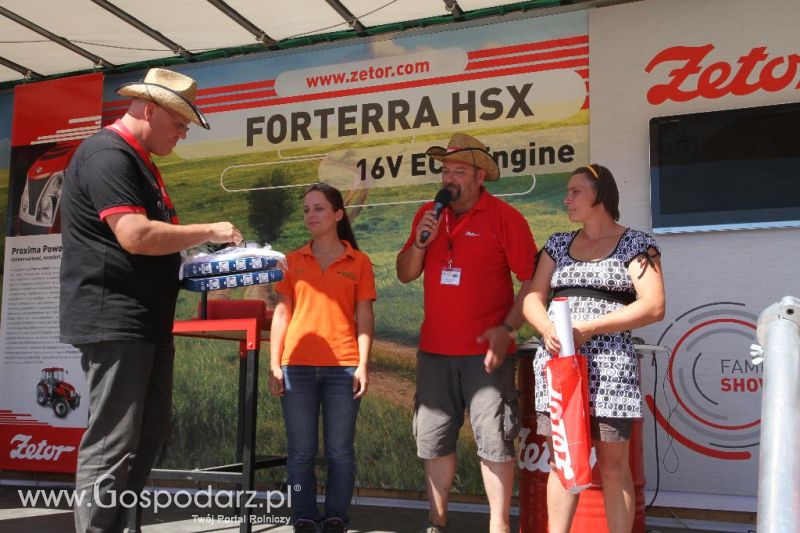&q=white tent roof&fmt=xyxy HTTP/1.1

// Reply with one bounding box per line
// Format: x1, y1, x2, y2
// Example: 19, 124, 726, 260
0, 0, 588, 87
